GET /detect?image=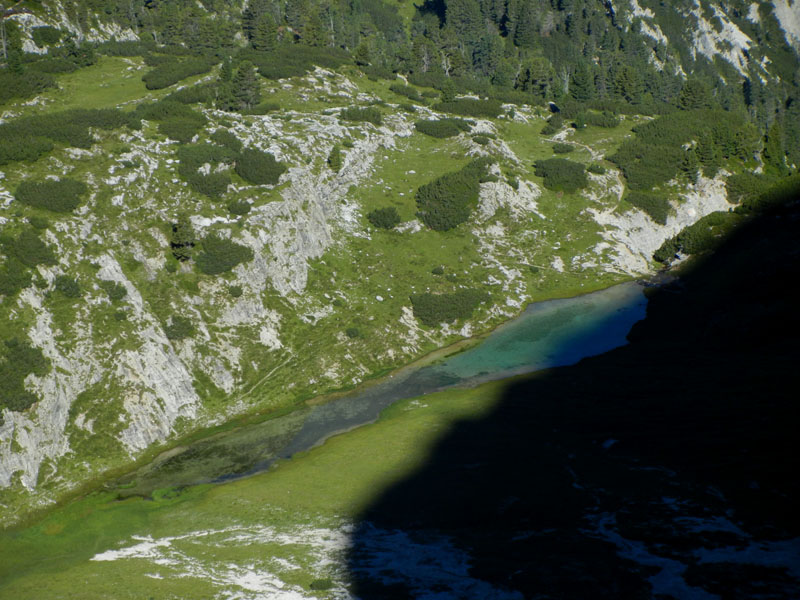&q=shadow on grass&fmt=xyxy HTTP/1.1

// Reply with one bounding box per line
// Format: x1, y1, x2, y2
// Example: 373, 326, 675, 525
346, 193, 800, 599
